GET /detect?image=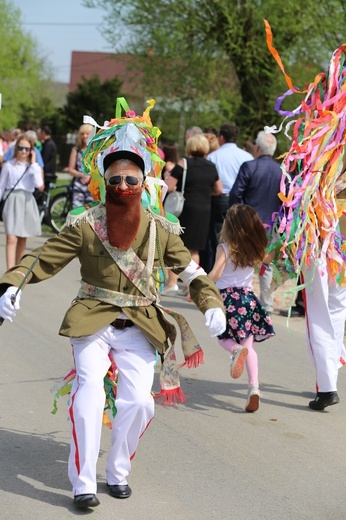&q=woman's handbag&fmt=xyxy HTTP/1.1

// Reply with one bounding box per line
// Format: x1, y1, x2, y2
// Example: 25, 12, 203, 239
0, 198, 6, 221
0, 164, 31, 221
163, 158, 187, 217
